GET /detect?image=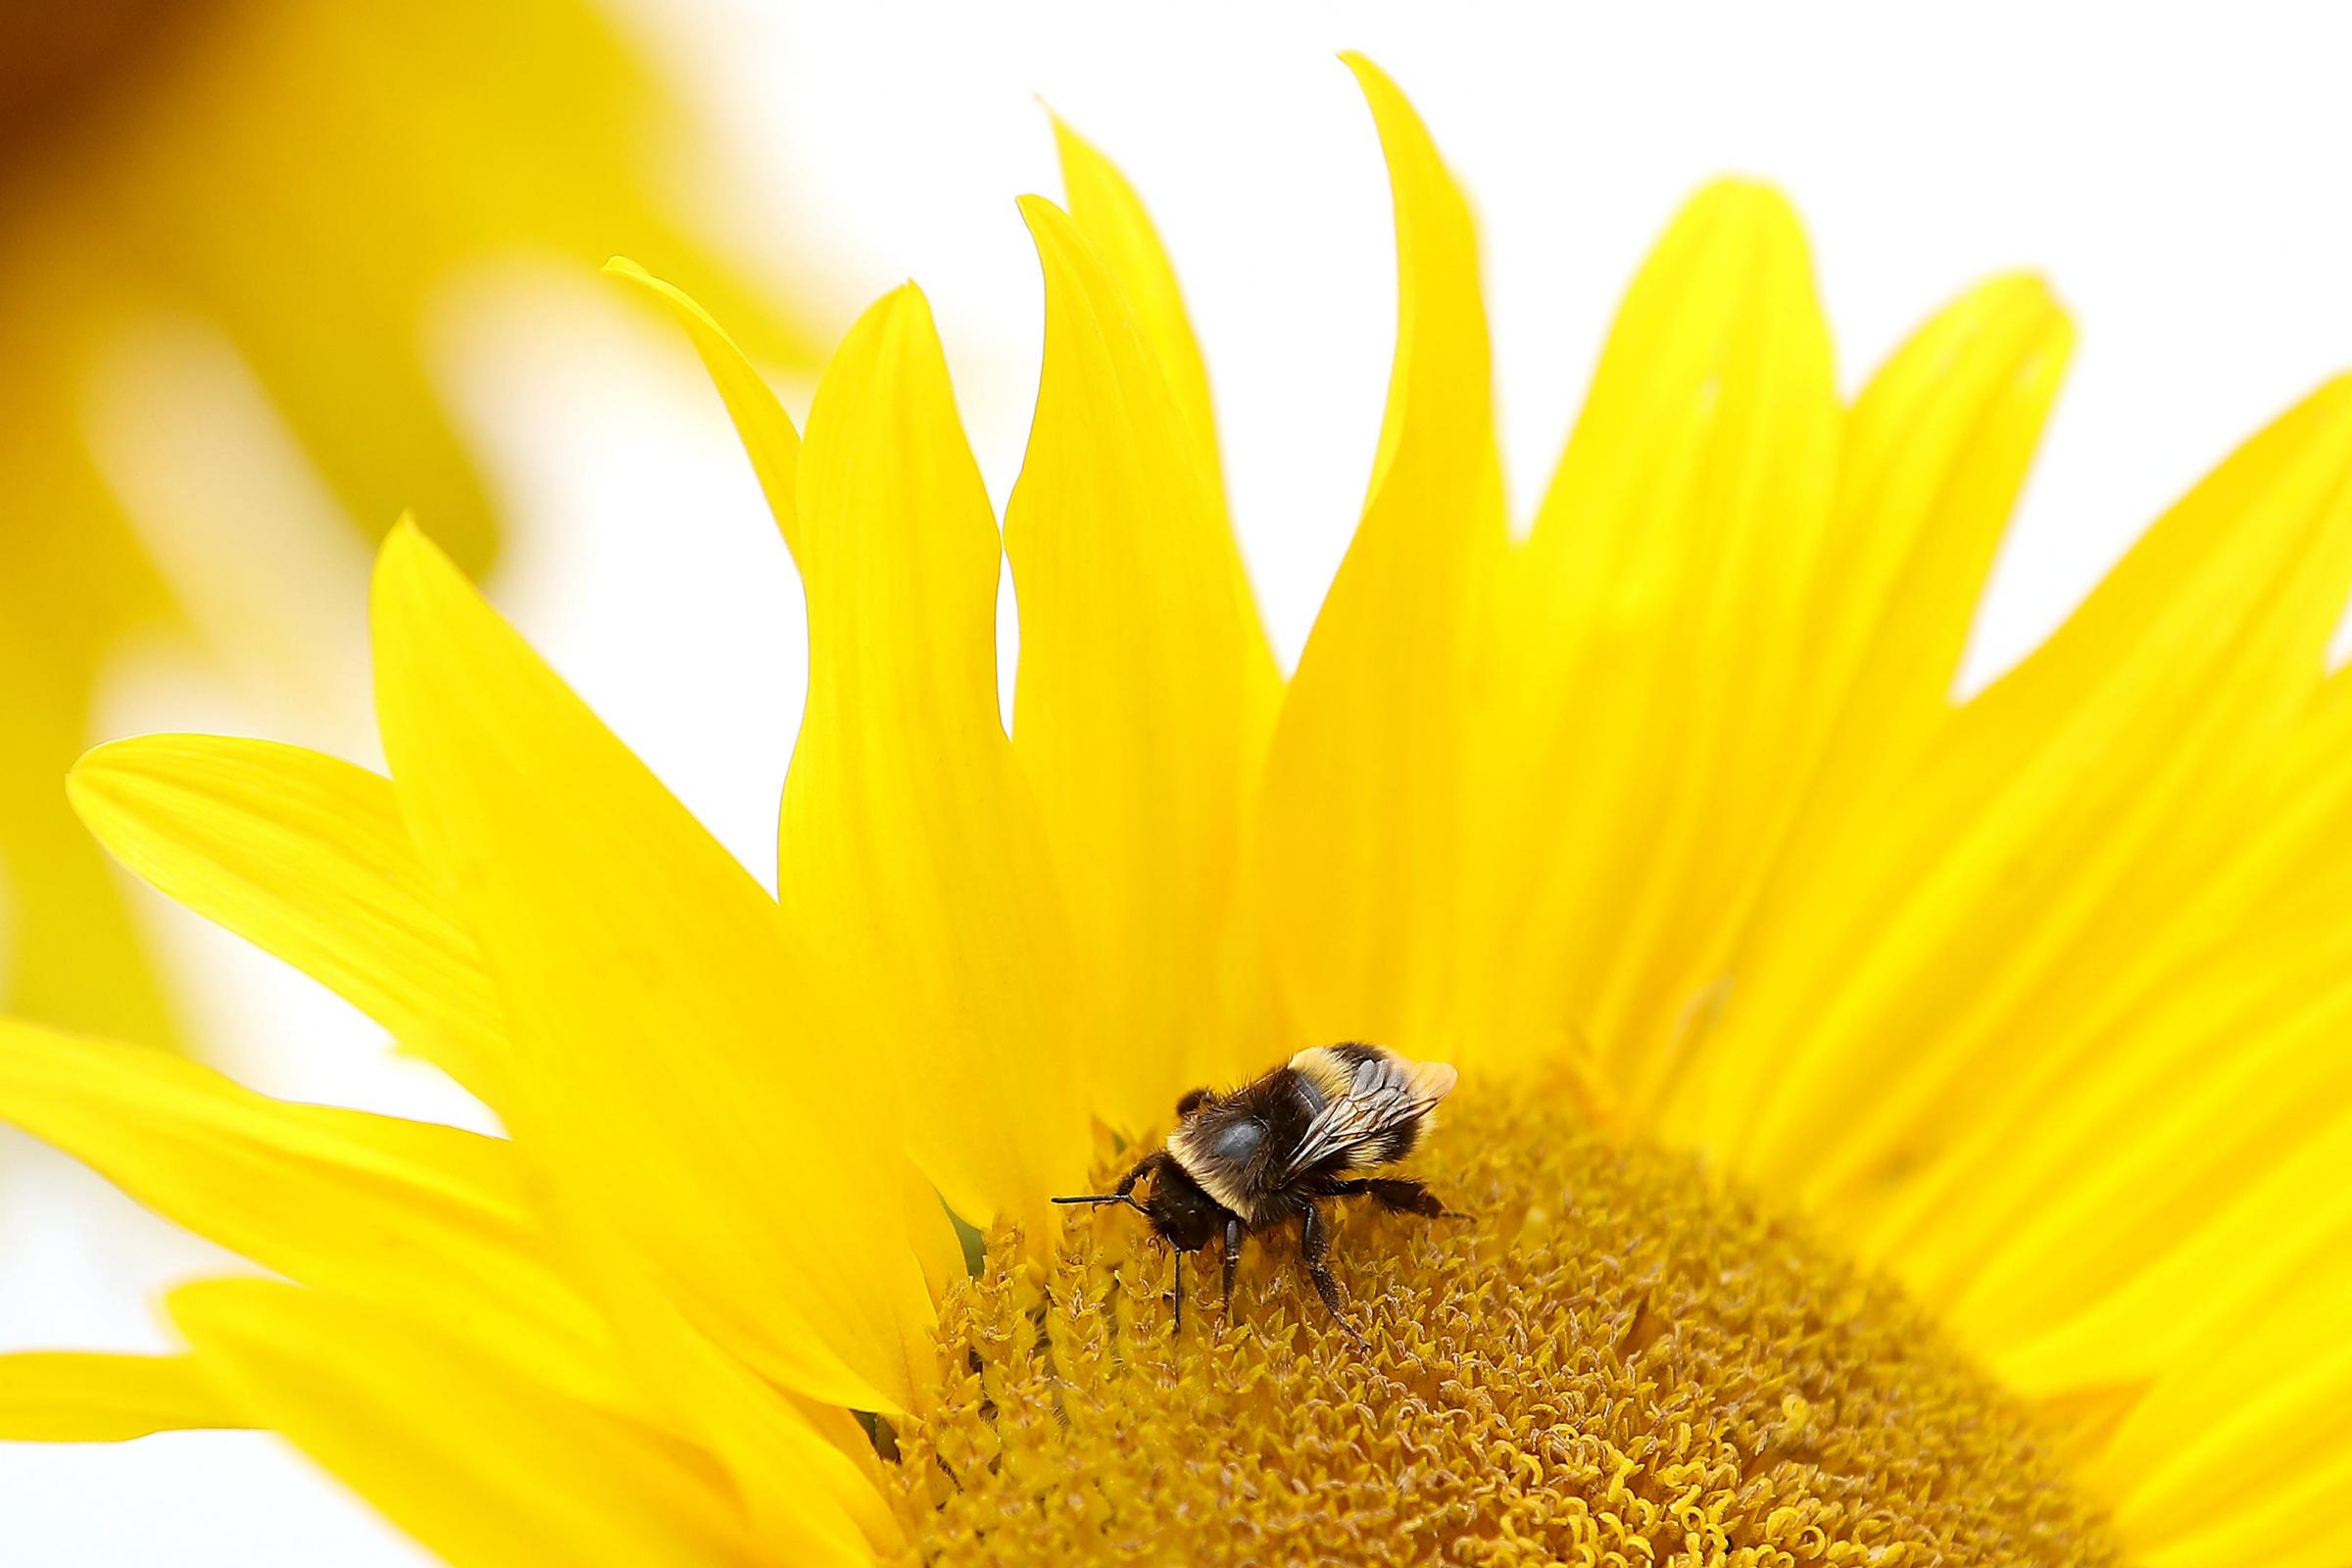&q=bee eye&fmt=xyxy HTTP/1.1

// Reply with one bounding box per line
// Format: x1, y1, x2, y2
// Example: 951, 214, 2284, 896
1211, 1120, 1265, 1164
